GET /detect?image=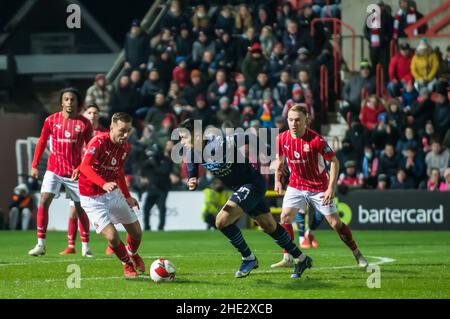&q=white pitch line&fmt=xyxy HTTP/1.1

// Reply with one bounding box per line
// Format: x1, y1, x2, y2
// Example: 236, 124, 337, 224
2, 256, 395, 285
